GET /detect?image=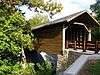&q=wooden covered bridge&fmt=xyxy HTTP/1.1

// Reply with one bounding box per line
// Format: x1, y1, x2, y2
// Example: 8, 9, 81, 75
32, 11, 100, 54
